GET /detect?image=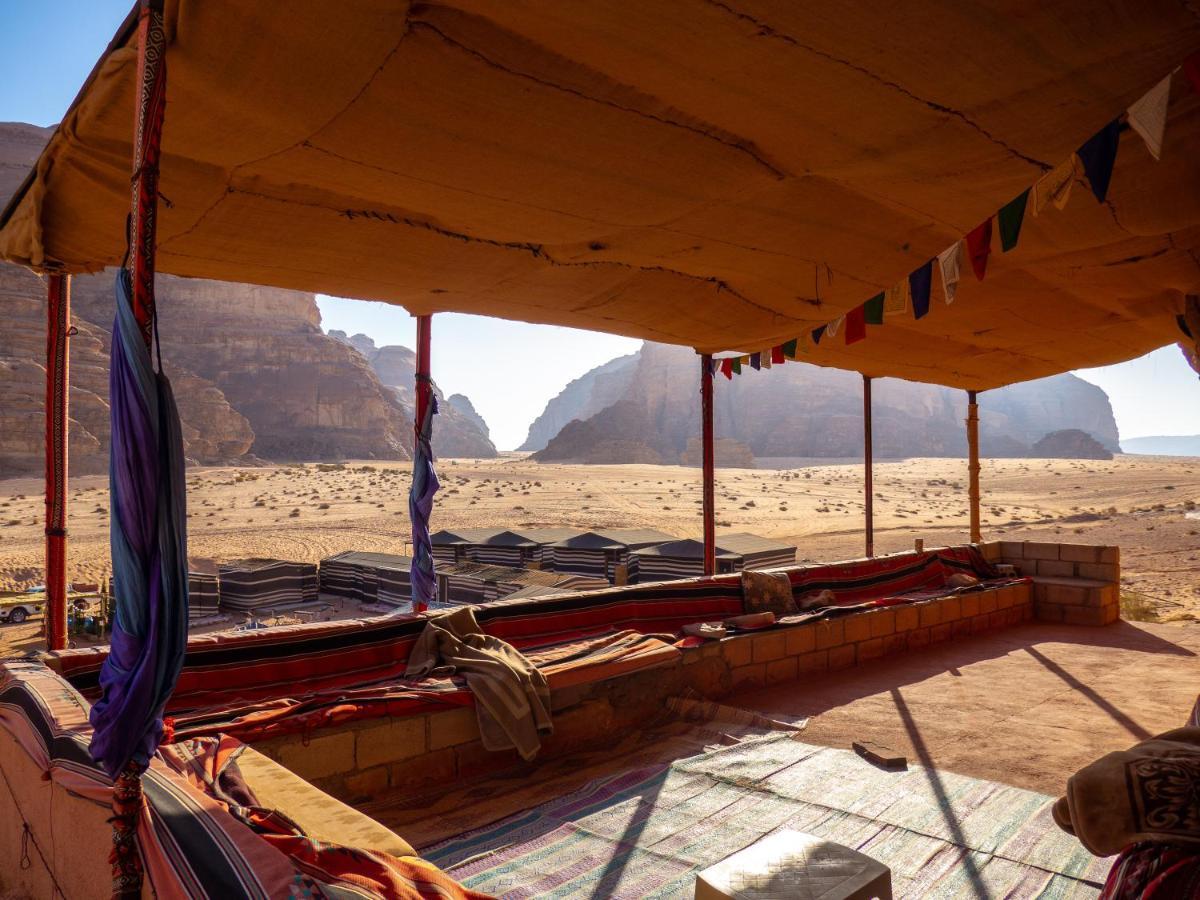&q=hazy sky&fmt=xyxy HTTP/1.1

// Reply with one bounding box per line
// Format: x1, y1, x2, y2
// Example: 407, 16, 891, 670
5, 0, 1199, 450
